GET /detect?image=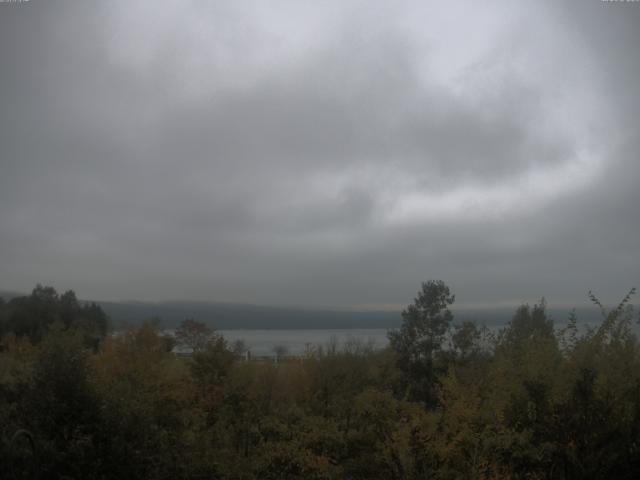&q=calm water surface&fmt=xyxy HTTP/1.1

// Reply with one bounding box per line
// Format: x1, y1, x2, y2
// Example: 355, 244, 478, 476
174, 321, 614, 357
217, 329, 389, 356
